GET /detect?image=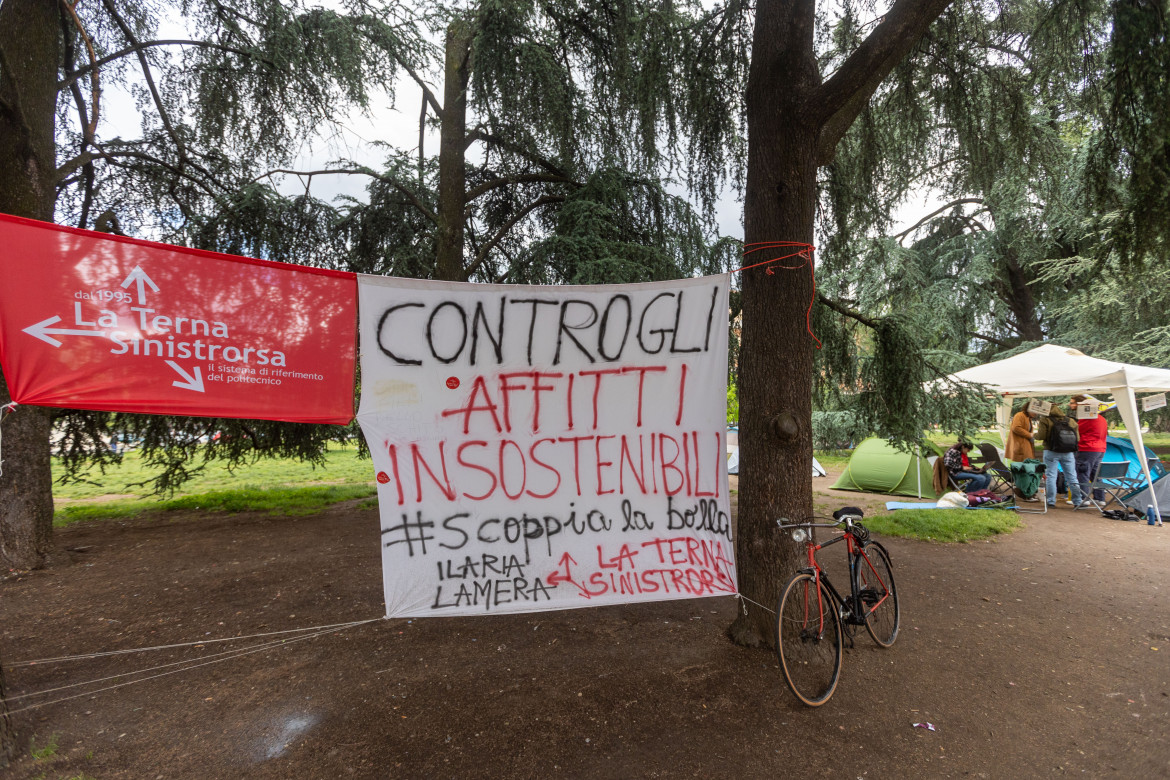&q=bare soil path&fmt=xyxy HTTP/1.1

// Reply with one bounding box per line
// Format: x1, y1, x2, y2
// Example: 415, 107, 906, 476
3, 469, 1168, 778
